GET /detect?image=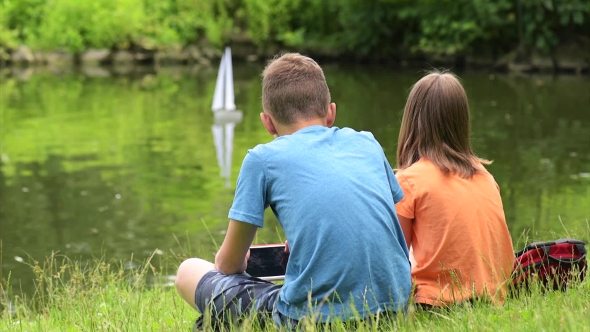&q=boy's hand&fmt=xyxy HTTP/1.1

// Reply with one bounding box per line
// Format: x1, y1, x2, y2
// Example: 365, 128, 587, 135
285, 240, 290, 253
